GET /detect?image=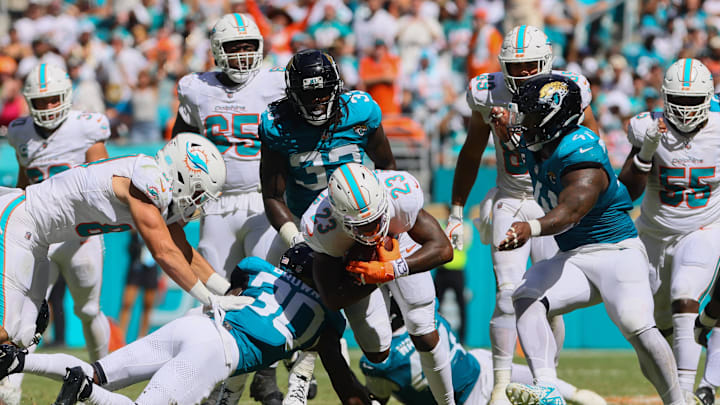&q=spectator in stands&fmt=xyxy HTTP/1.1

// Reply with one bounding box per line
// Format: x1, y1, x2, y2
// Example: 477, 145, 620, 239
129, 69, 160, 144
119, 231, 160, 340
467, 8, 502, 79
17, 36, 66, 78
359, 38, 402, 115
406, 49, 455, 142
68, 56, 105, 114
308, 4, 352, 50
0, 57, 27, 130
395, 0, 445, 76
1, 27, 31, 62
328, 38, 359, 88
353, 0, 398, 53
